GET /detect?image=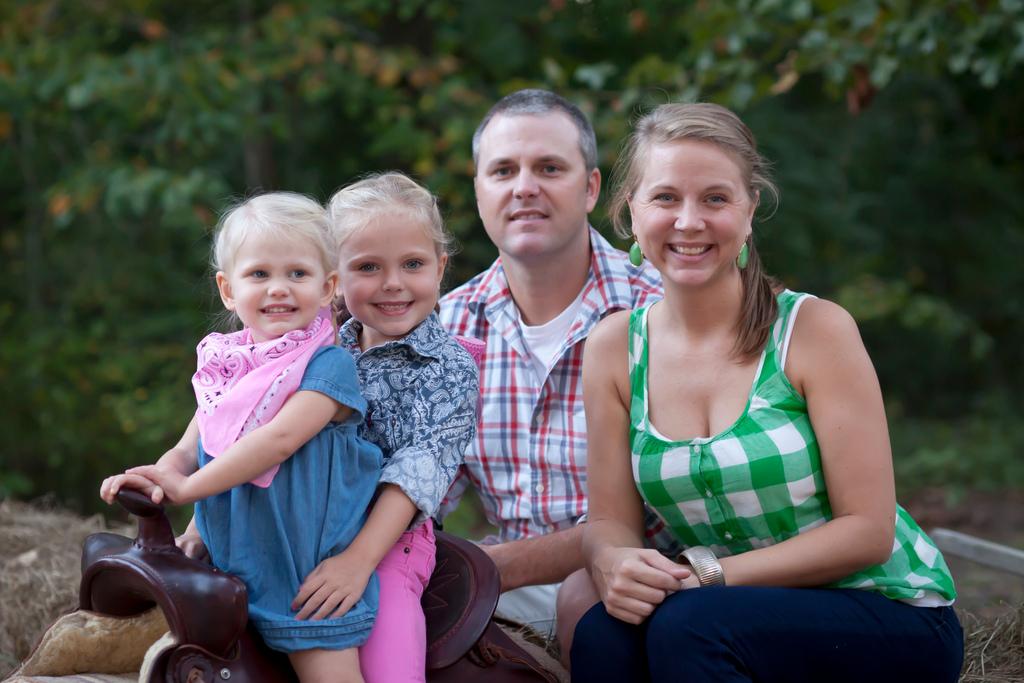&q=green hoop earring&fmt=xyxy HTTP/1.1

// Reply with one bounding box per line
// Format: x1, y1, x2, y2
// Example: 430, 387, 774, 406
736, 239, 749, 269
629, 238, 644, 267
